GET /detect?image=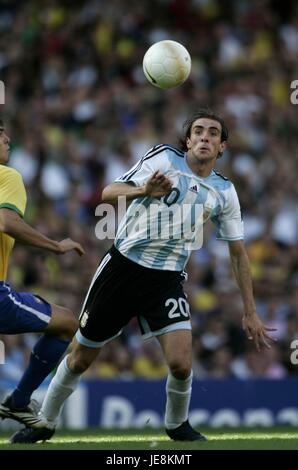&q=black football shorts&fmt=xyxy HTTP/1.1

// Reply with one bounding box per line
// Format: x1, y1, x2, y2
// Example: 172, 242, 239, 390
75, 245, 191, 347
